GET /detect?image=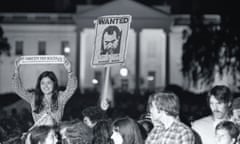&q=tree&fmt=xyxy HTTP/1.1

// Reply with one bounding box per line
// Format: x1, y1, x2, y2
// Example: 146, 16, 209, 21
182, 14, 240, 91
0, 25, 10, 56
